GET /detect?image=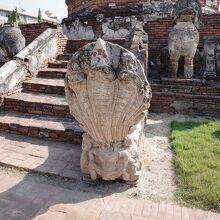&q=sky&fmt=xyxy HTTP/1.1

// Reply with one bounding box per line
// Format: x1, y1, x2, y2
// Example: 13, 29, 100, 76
0, 0, 67, 19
